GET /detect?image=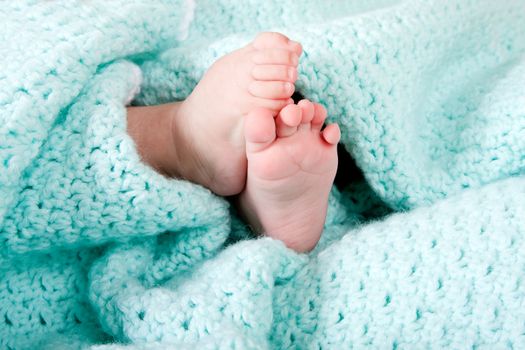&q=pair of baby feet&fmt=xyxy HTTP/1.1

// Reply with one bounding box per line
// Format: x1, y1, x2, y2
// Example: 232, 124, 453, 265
169, 32, 340, 252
